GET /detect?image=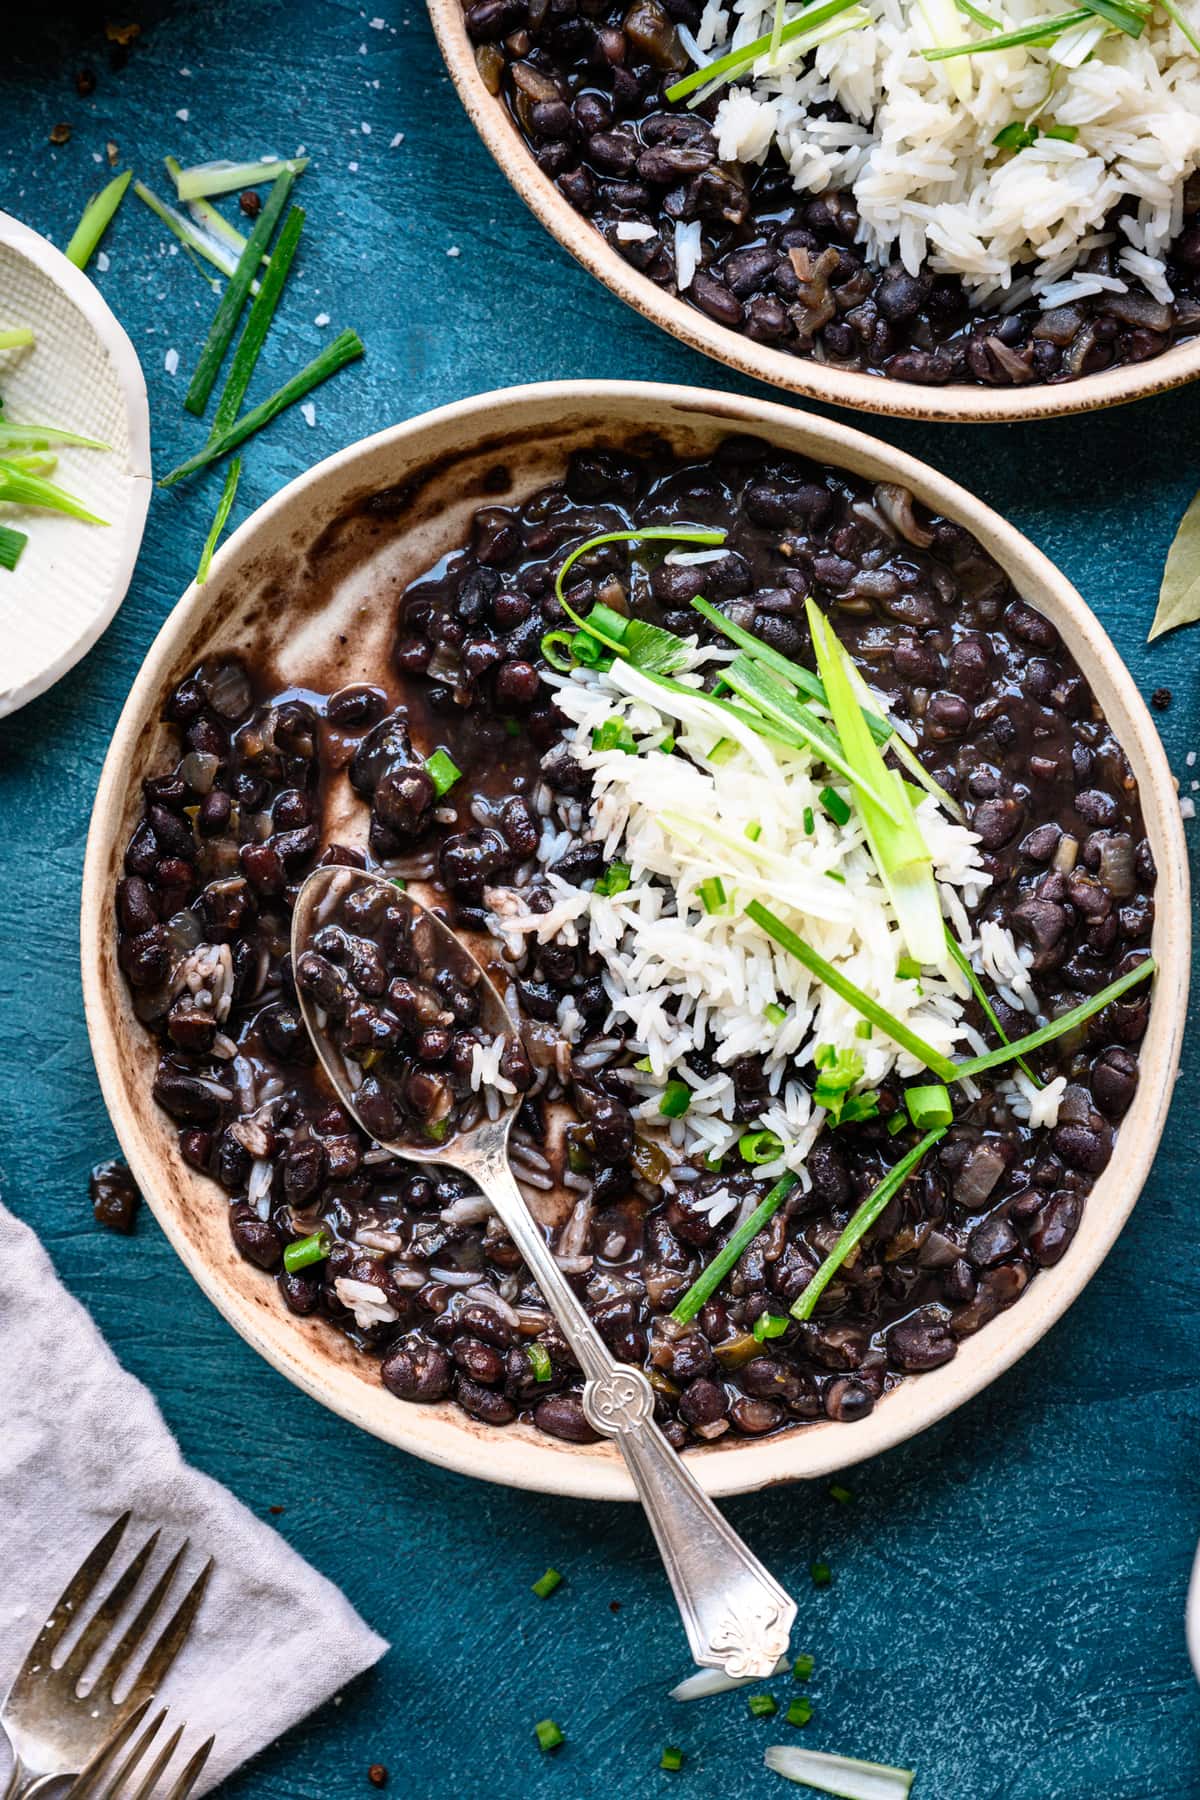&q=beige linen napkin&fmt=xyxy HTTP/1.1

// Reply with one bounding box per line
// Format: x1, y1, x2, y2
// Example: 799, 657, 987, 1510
0, 1200, 388, 1793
